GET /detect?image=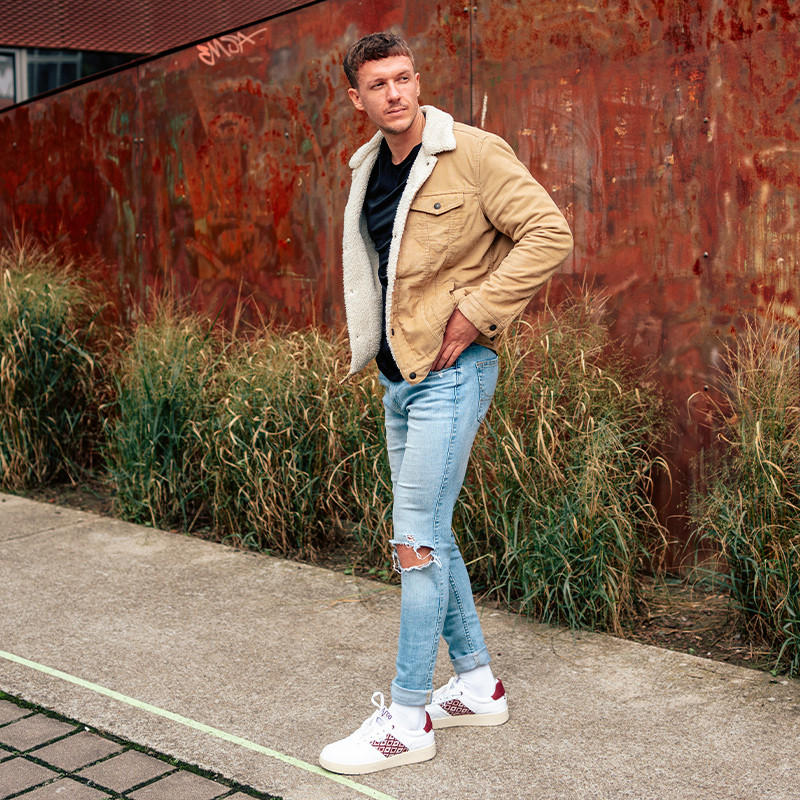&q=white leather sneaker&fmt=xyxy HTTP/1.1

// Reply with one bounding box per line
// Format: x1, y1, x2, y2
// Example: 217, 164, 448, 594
319, 692, 436, 775
425, 676, 509, 729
